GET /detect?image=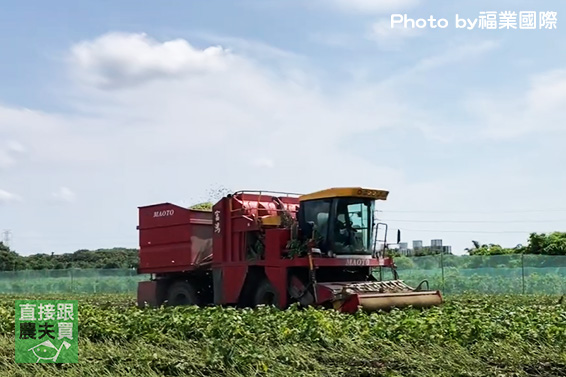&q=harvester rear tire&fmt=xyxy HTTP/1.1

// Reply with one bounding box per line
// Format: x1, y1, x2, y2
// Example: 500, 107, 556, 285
253, 279, 282, 309
166, 281, 200, 307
